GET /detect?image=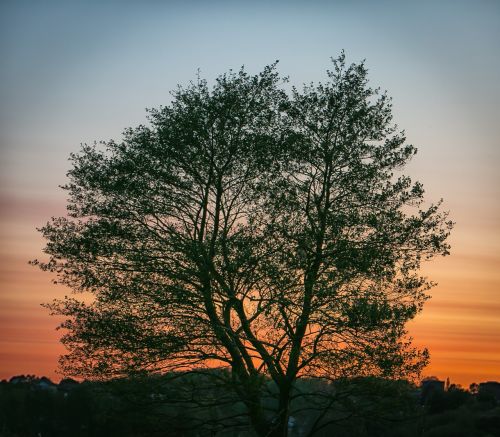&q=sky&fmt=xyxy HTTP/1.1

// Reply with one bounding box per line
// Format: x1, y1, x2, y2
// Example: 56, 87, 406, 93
0, 0, 499, 387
